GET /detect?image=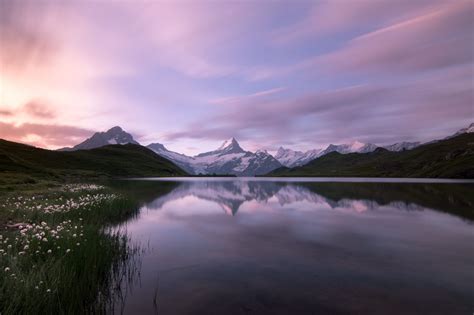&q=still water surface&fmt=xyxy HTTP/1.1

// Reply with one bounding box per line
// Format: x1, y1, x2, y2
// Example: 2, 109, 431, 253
113, 178, 474, 314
